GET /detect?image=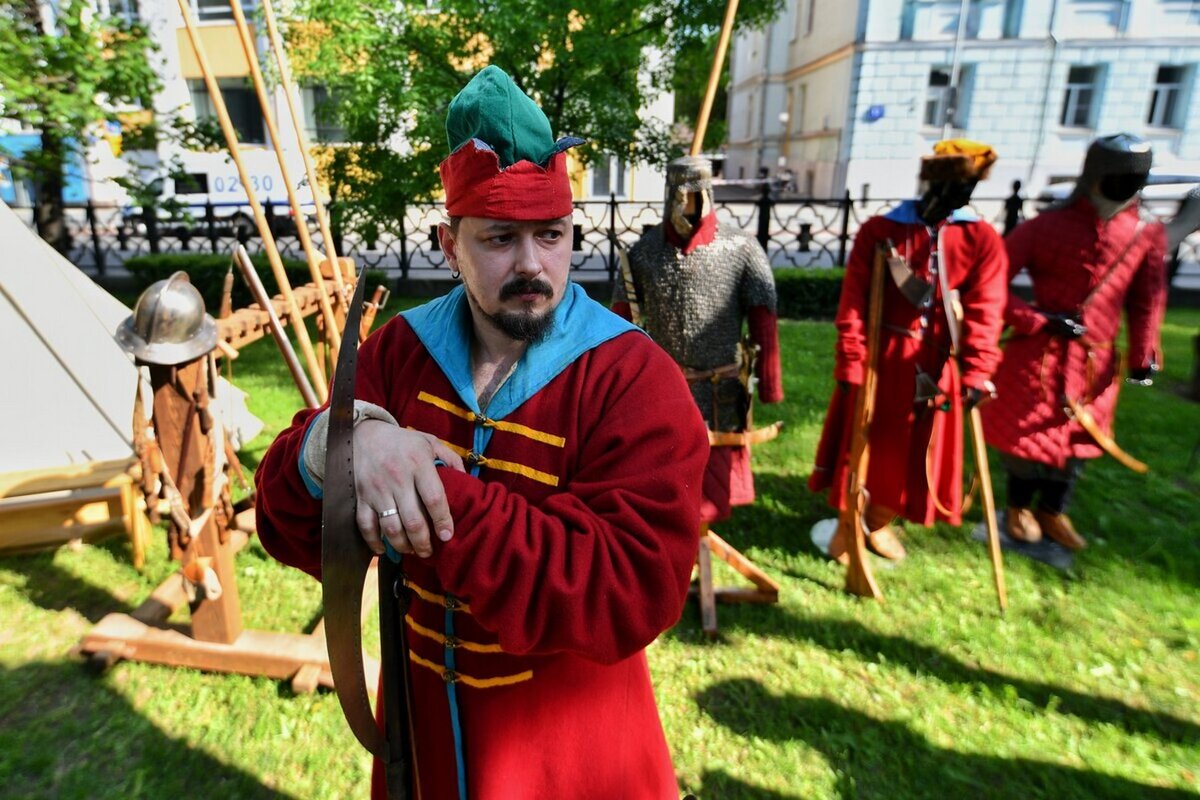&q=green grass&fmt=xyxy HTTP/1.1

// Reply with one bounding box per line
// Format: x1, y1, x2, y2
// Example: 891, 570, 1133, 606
2, 306, 1198, 799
